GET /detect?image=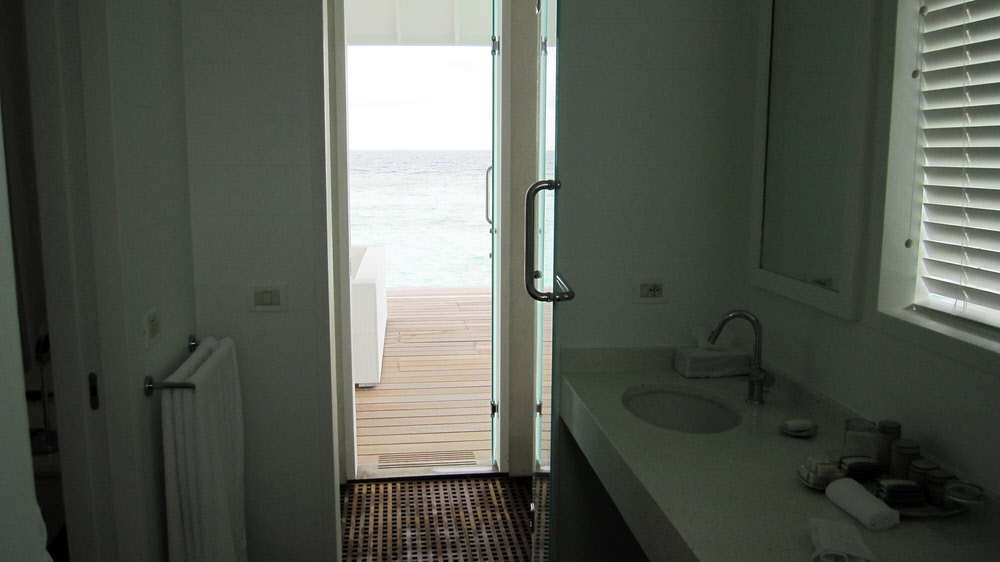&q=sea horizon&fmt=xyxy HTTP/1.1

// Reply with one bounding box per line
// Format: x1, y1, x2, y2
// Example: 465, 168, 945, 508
349, 149, 553, 288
